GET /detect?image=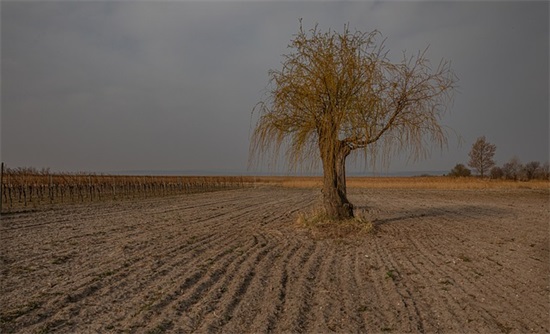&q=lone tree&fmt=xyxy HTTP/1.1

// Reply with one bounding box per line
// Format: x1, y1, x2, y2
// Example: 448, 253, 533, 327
250, 22, 457, 219
468, 136, 496, 178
